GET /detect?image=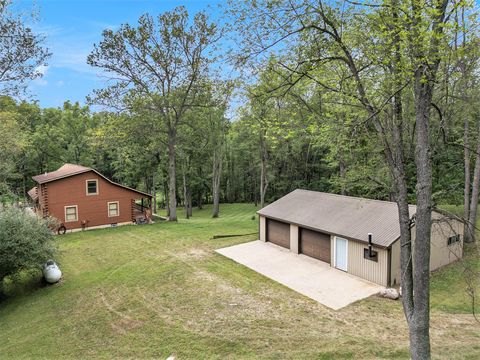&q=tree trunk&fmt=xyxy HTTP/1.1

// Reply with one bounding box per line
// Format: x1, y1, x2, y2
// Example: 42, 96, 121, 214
408, 68, 434, 360
198, 192, 203, 210
339, 158, 346, 196
167, 128, 177, 221
259, 130, 268, 208
212, 146, 222, 218
164, 183, 170, 216
187, 191, 192, 217
152, 170, 157, 214
466, 128, 480, 243
183, 169, 189, 219
463, 117, 471, 239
